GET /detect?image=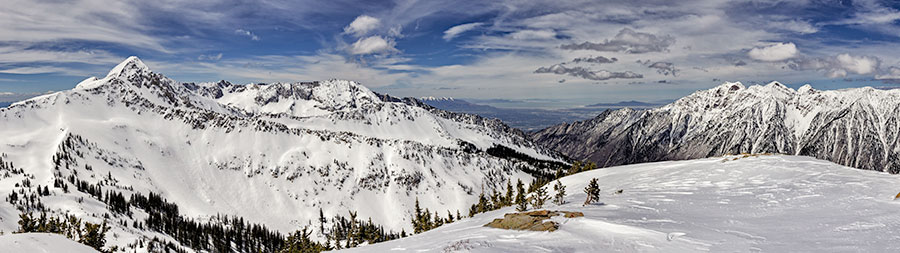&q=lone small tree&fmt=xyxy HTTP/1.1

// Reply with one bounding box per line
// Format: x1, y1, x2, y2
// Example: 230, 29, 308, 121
553, 180, 566, 205
531, 187, 549, 209
583, 178, 600, 206
515, 179, 528, 211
